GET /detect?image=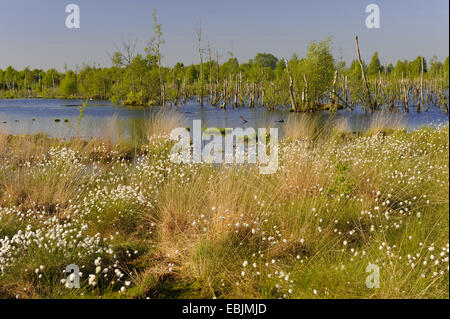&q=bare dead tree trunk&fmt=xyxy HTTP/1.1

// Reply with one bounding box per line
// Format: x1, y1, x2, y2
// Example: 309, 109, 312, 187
330, 69, 338, 111
182, 75, 187, 104
440, 92, 448, 114
344, 75, 348, 107
239, 72, 243, 107
195, 21, 204, 106
221, 78, 227, 109
304, 74, 309, 111
418, 56, 424, 113
162, 84, 166, 107
249, 82, 256, 108
355, 36, 372, 113
301, 89, 305, 107
402, 73, 409, 113
287, 76, 297, 112
207, 41, 213, 102
234, 73, 238, 108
